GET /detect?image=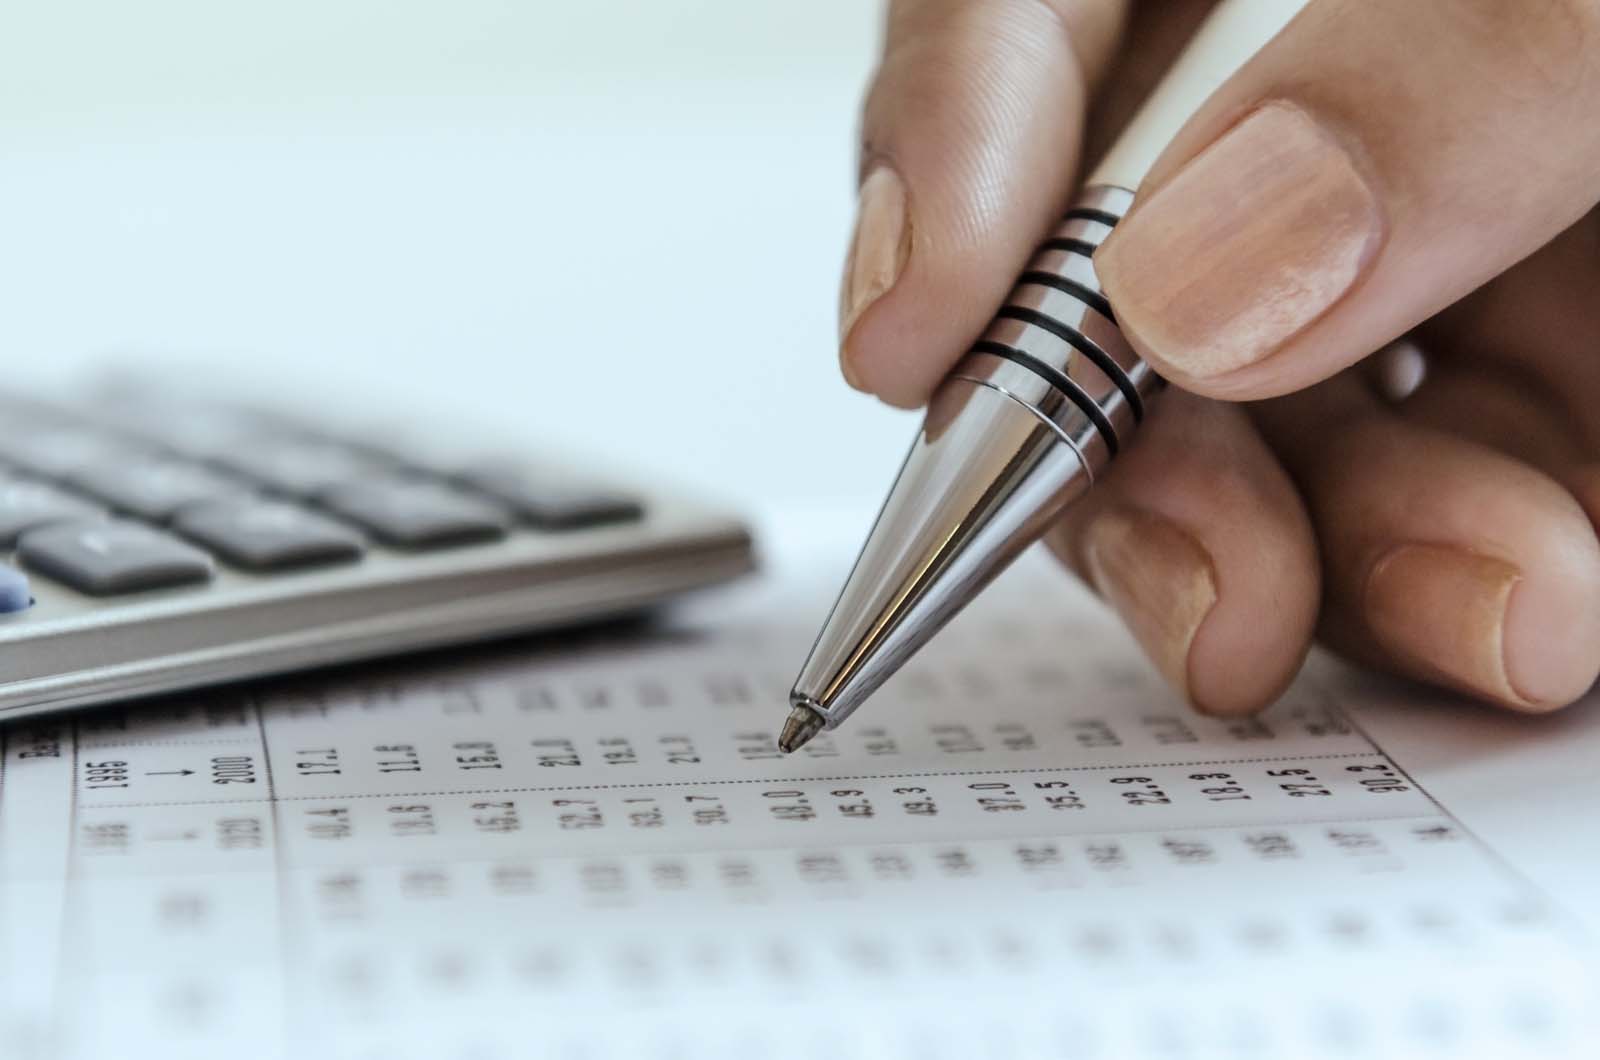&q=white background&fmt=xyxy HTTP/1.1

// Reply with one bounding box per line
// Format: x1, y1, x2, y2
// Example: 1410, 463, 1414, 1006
0, 0, 911, 517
